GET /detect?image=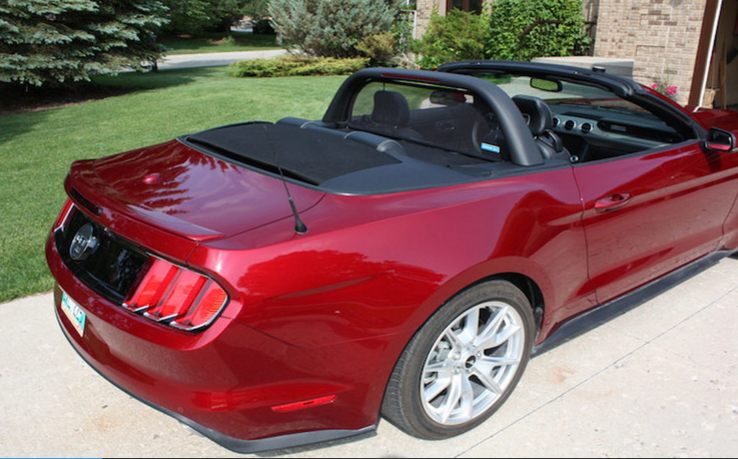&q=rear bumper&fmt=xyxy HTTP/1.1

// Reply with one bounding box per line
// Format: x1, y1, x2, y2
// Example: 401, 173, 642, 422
47, 233, 382, 452
54, 301, 375, 453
